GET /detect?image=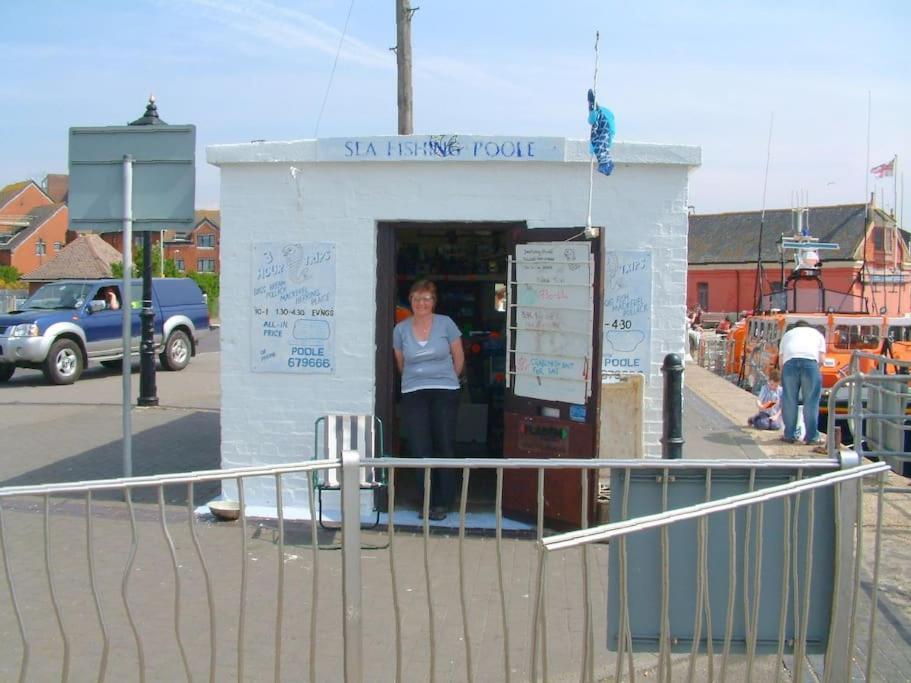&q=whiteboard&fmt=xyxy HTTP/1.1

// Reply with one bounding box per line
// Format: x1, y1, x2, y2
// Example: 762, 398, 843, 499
510, 241, 593, 403
516, 307, 590, 334
514, 375, 587, 404
516, 283, 591, 311
515, 353, 589, 382
515, 261, 592, 286
515, 330, 591, 357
